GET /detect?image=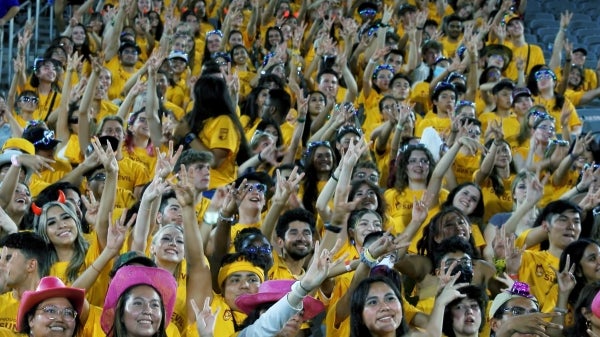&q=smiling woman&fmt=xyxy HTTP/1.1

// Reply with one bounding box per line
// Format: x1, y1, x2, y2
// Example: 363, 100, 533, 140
101, 265, 177, 337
